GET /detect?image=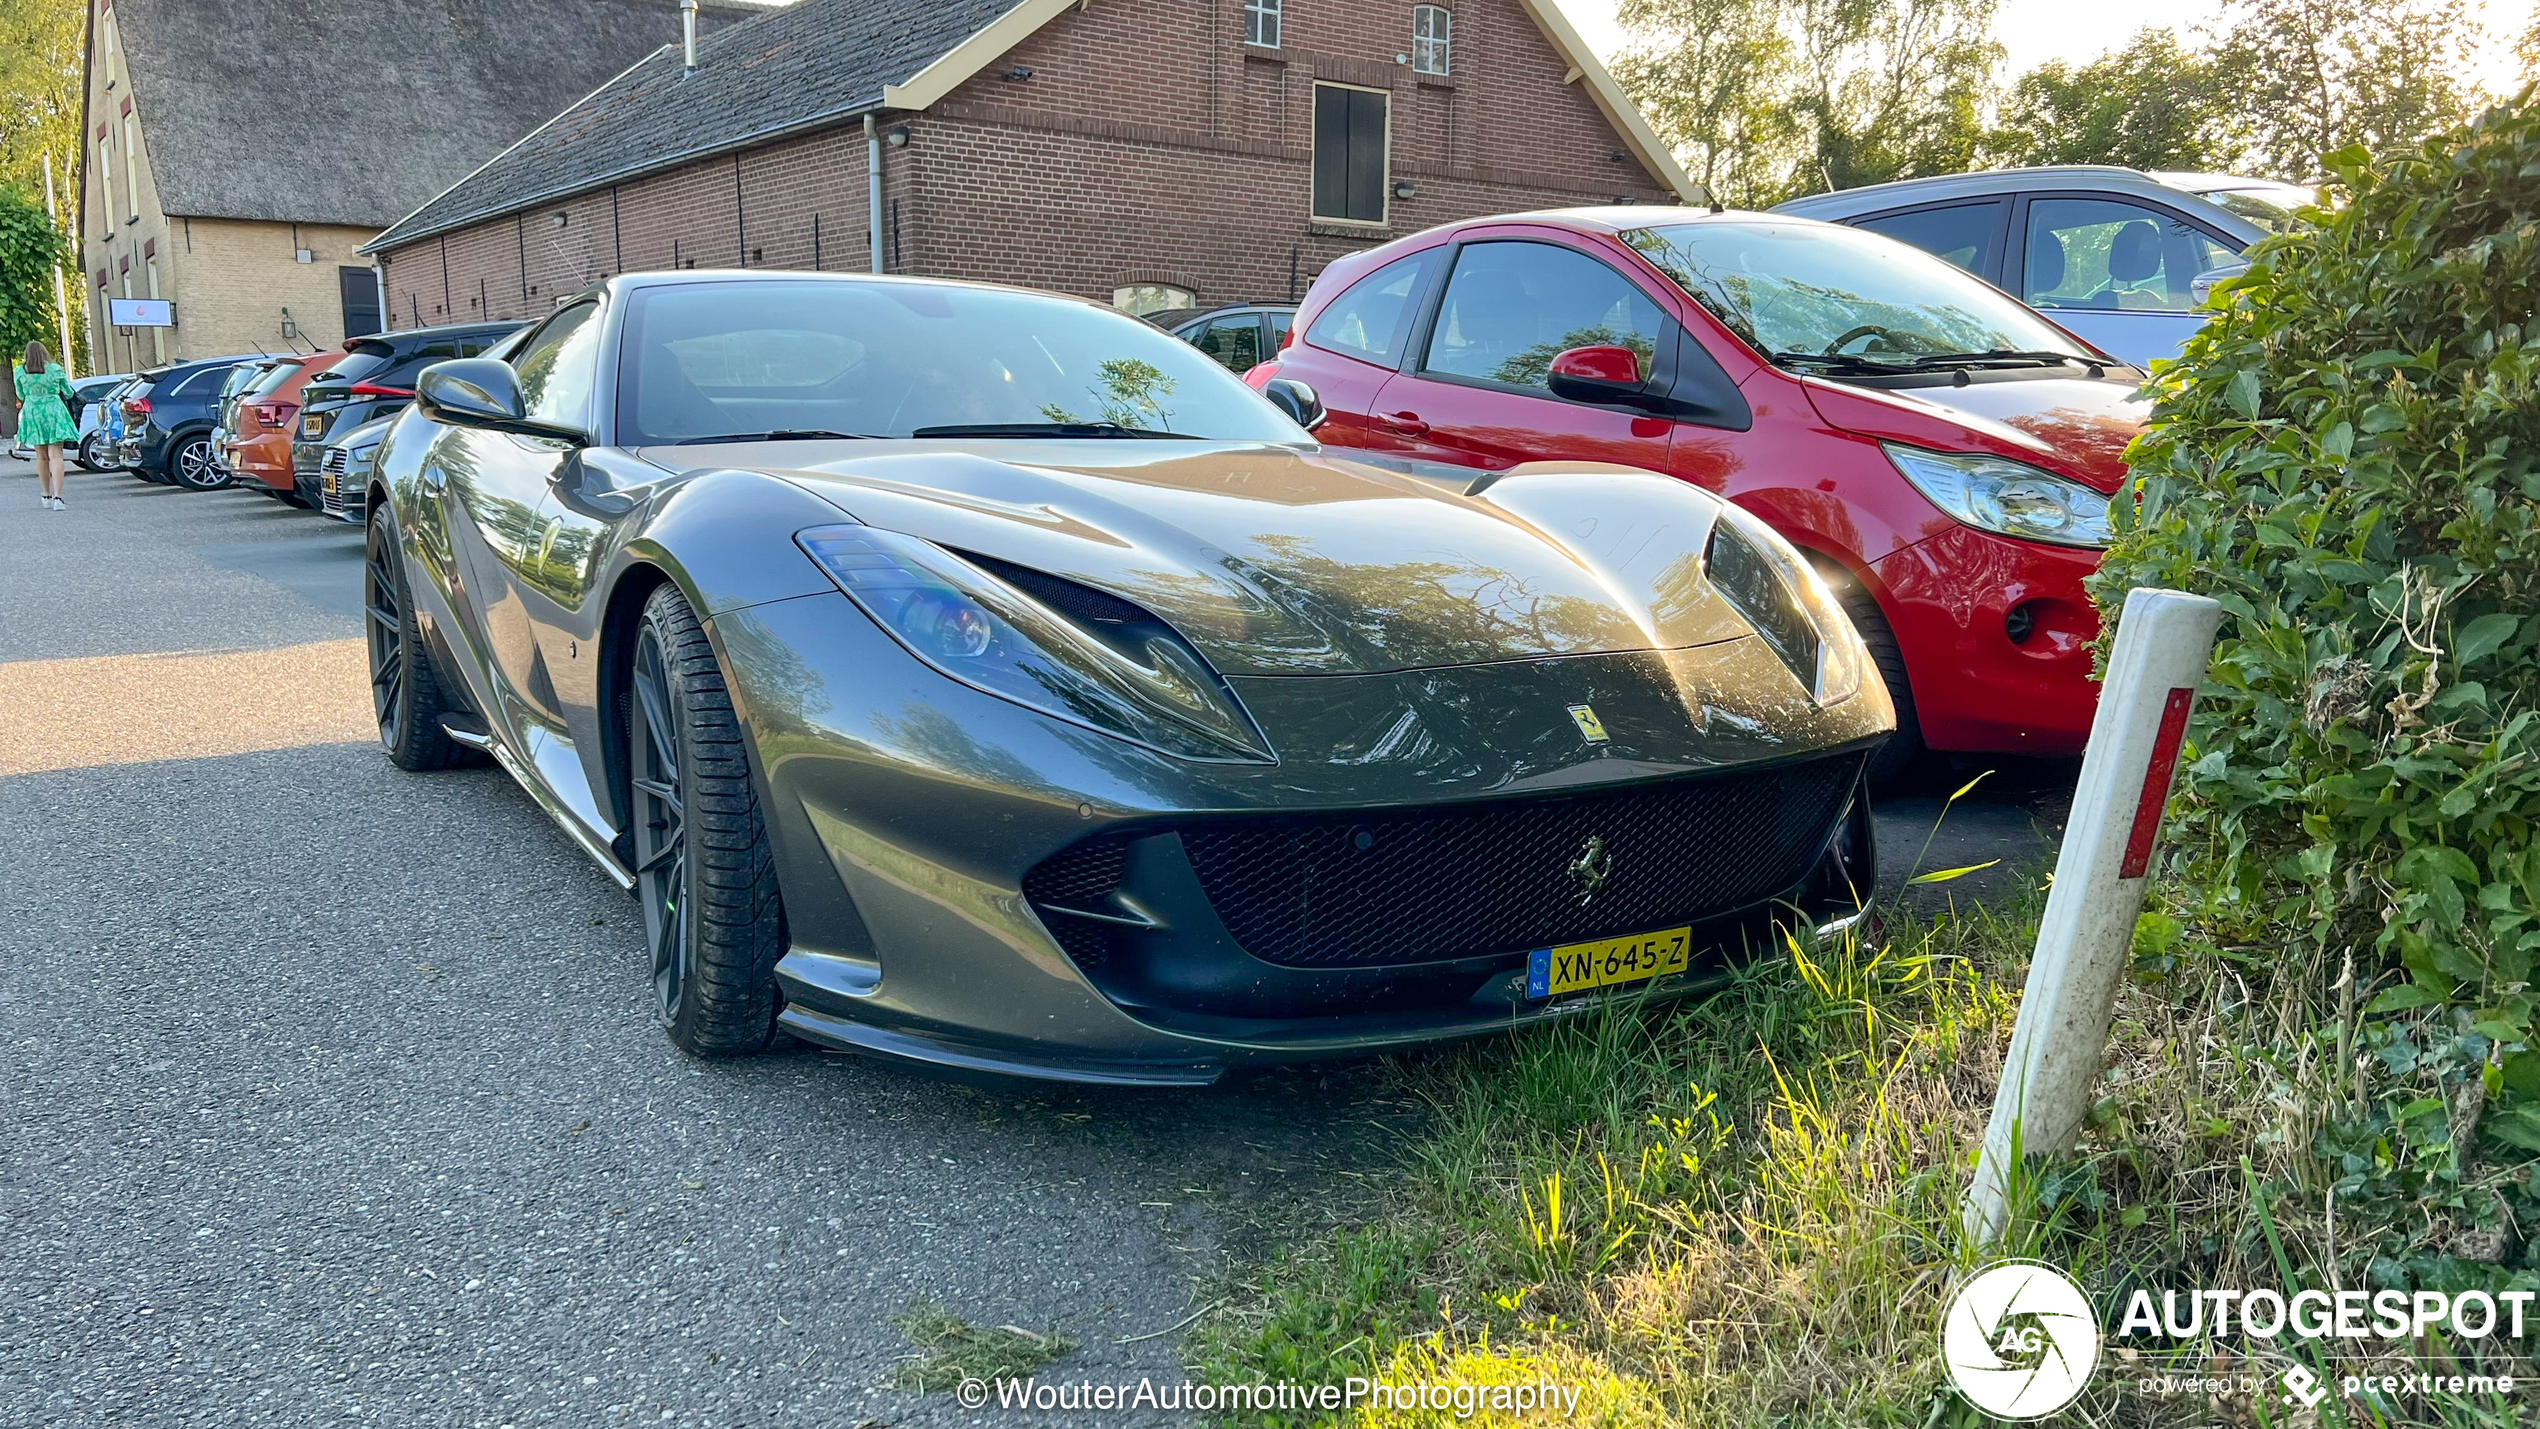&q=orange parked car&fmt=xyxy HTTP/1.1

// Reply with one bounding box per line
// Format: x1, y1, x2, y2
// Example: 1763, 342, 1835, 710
225, 351, 349, 504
